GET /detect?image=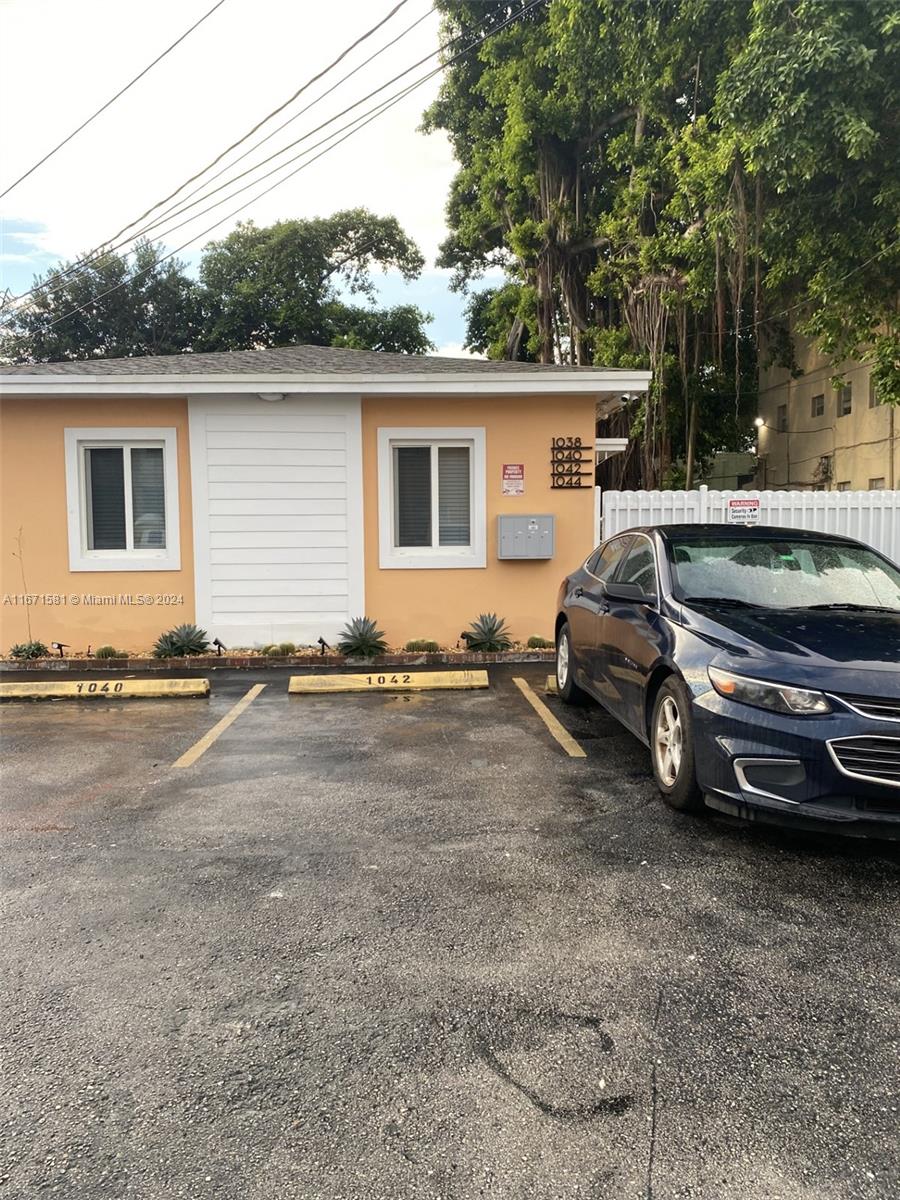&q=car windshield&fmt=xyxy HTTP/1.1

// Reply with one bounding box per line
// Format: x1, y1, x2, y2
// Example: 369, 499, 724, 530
667, 536, 900, 611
